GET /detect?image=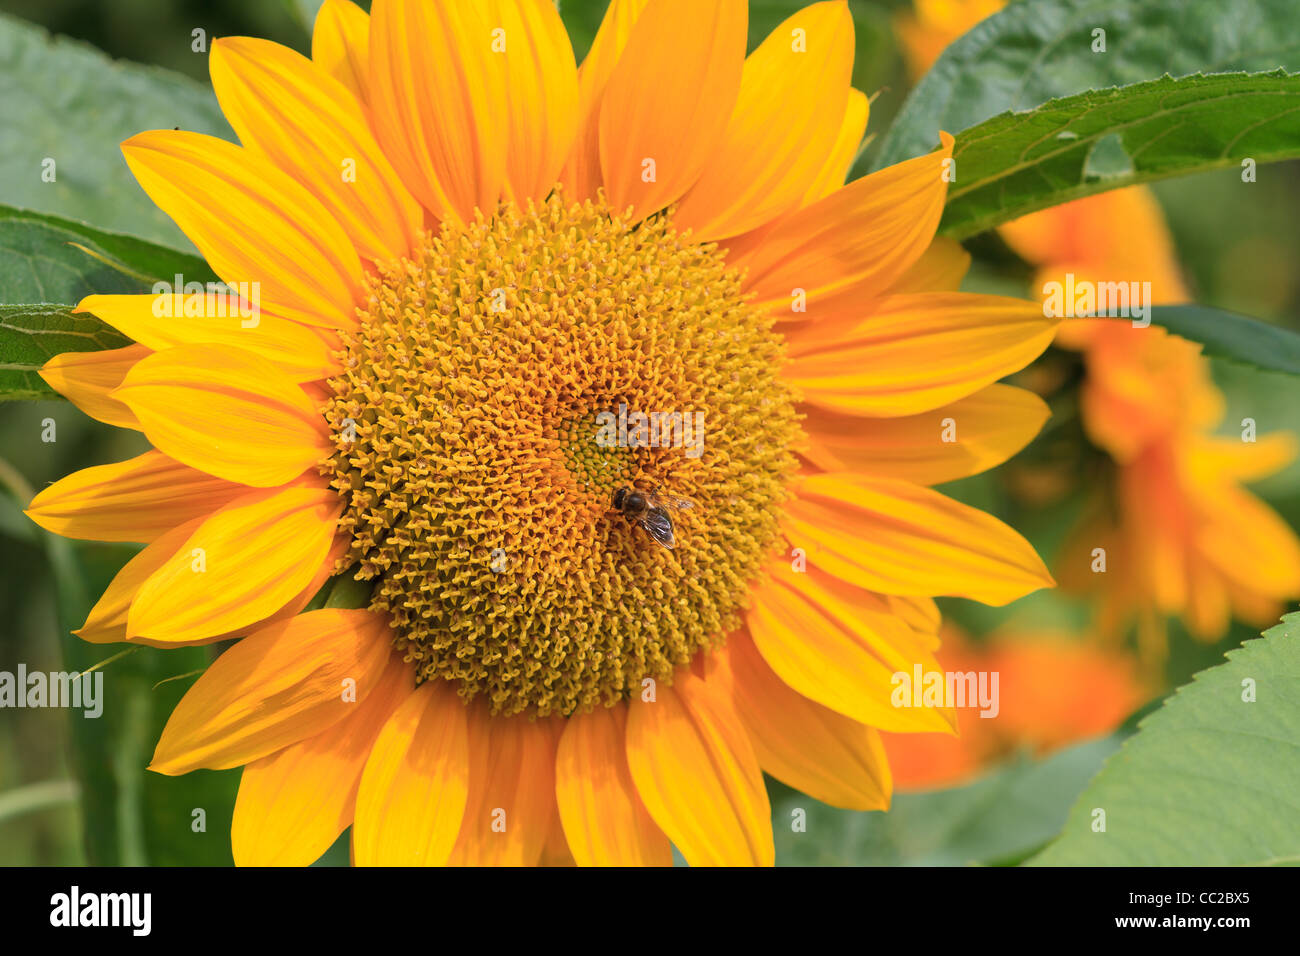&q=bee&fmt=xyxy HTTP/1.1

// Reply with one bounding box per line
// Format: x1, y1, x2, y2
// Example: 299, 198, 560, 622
612, 485, 697, 550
